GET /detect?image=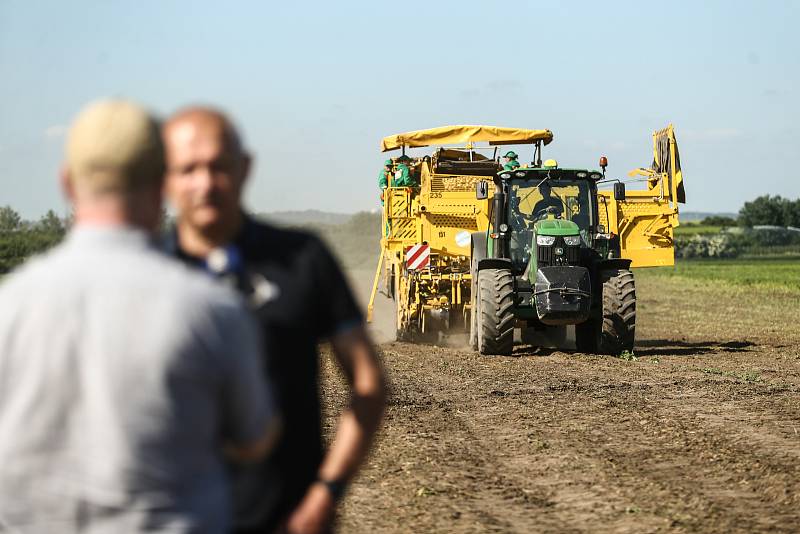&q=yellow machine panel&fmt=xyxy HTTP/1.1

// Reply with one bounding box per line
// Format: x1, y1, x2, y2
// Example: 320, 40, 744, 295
599, 124, 684, 267
369, 148, 495, 337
